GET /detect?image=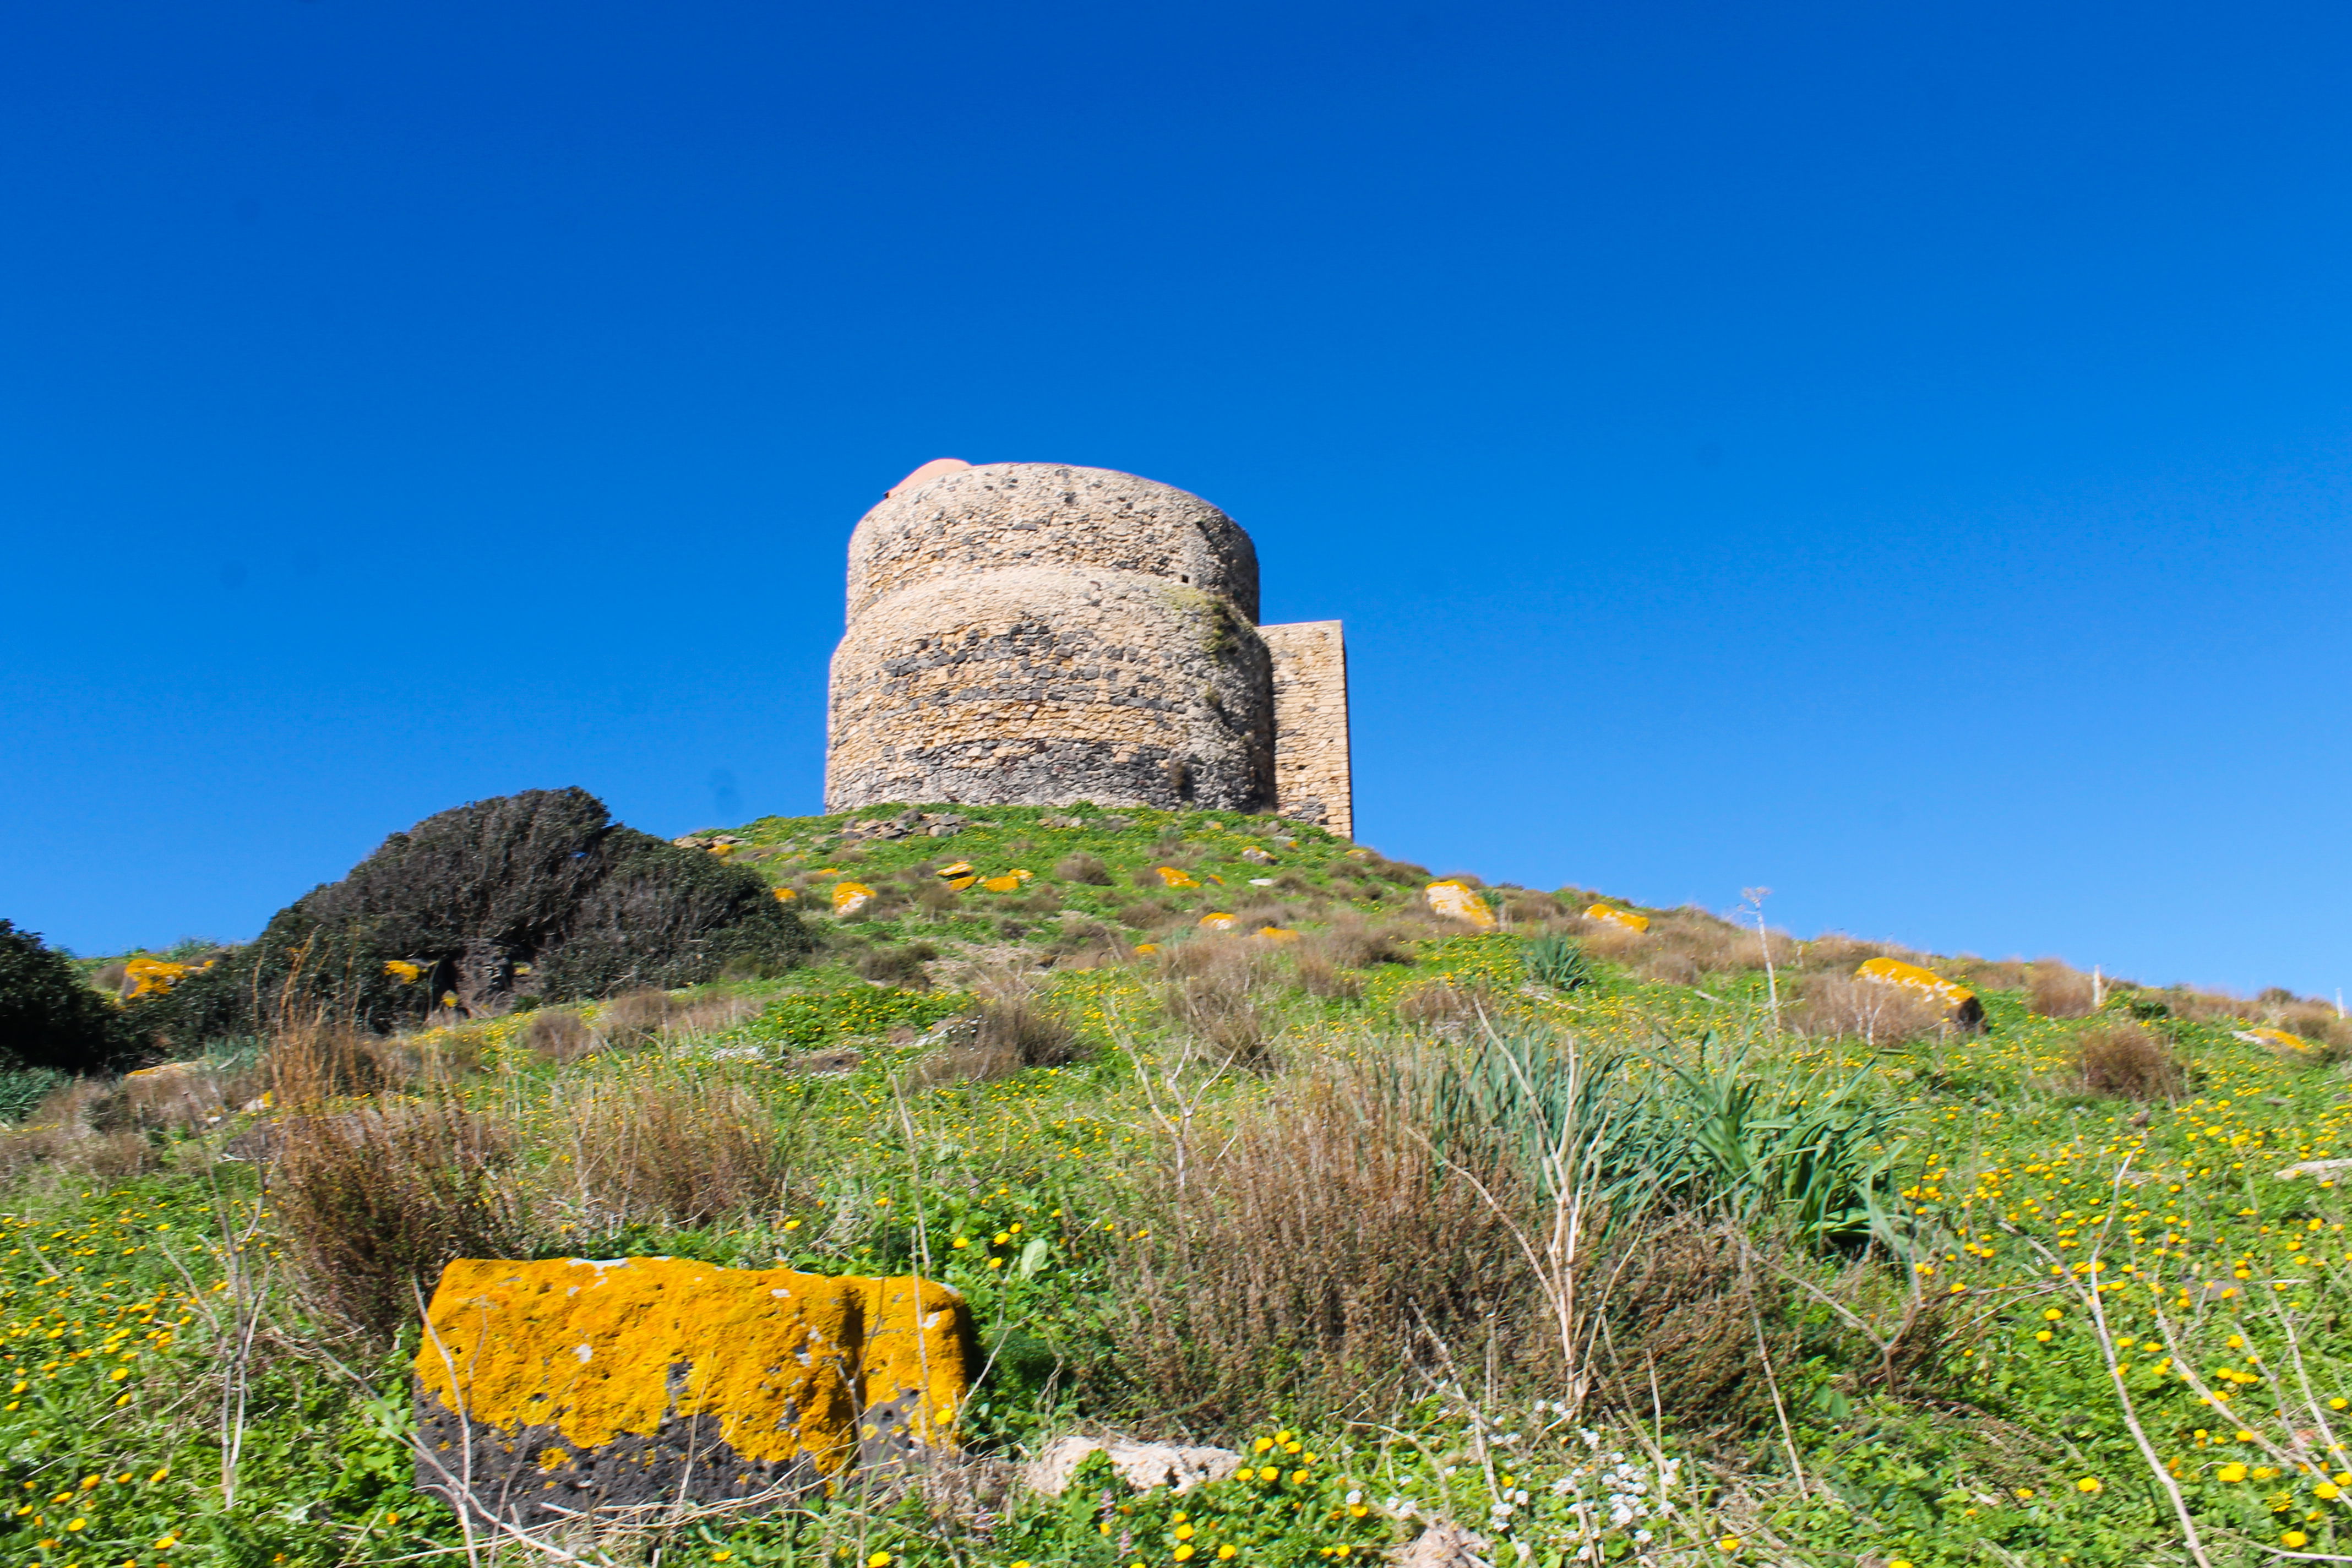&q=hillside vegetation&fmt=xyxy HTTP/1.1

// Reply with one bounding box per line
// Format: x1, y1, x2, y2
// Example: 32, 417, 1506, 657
4, 802, 2350, 1567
